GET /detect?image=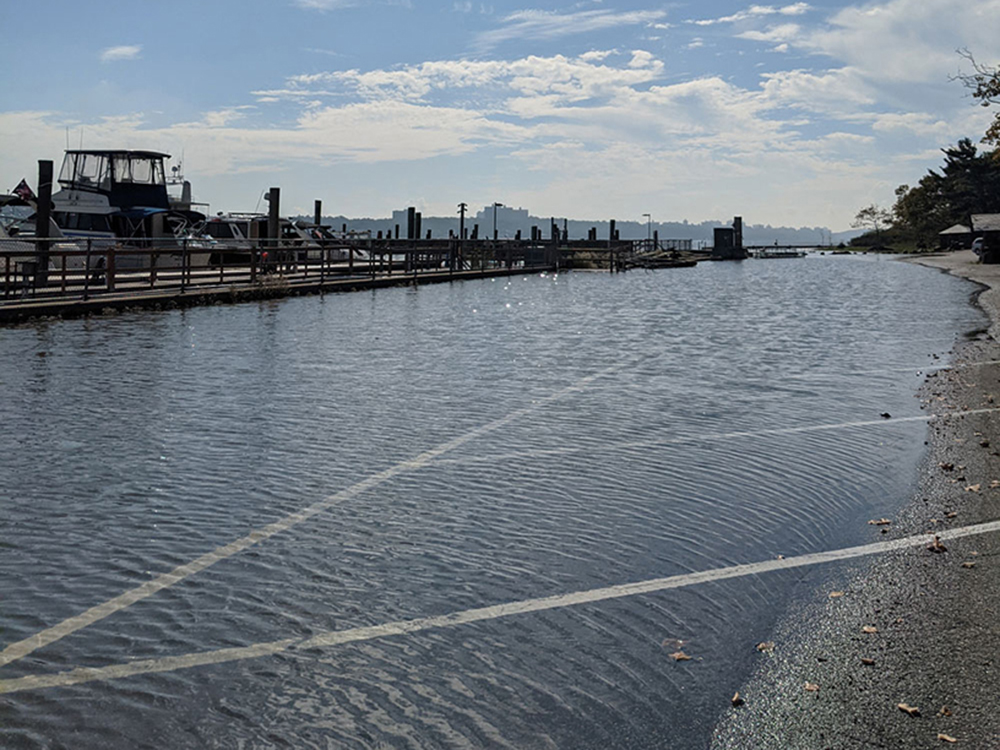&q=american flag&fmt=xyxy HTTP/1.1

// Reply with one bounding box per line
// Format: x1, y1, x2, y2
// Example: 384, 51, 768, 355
12, 178, 35, 202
